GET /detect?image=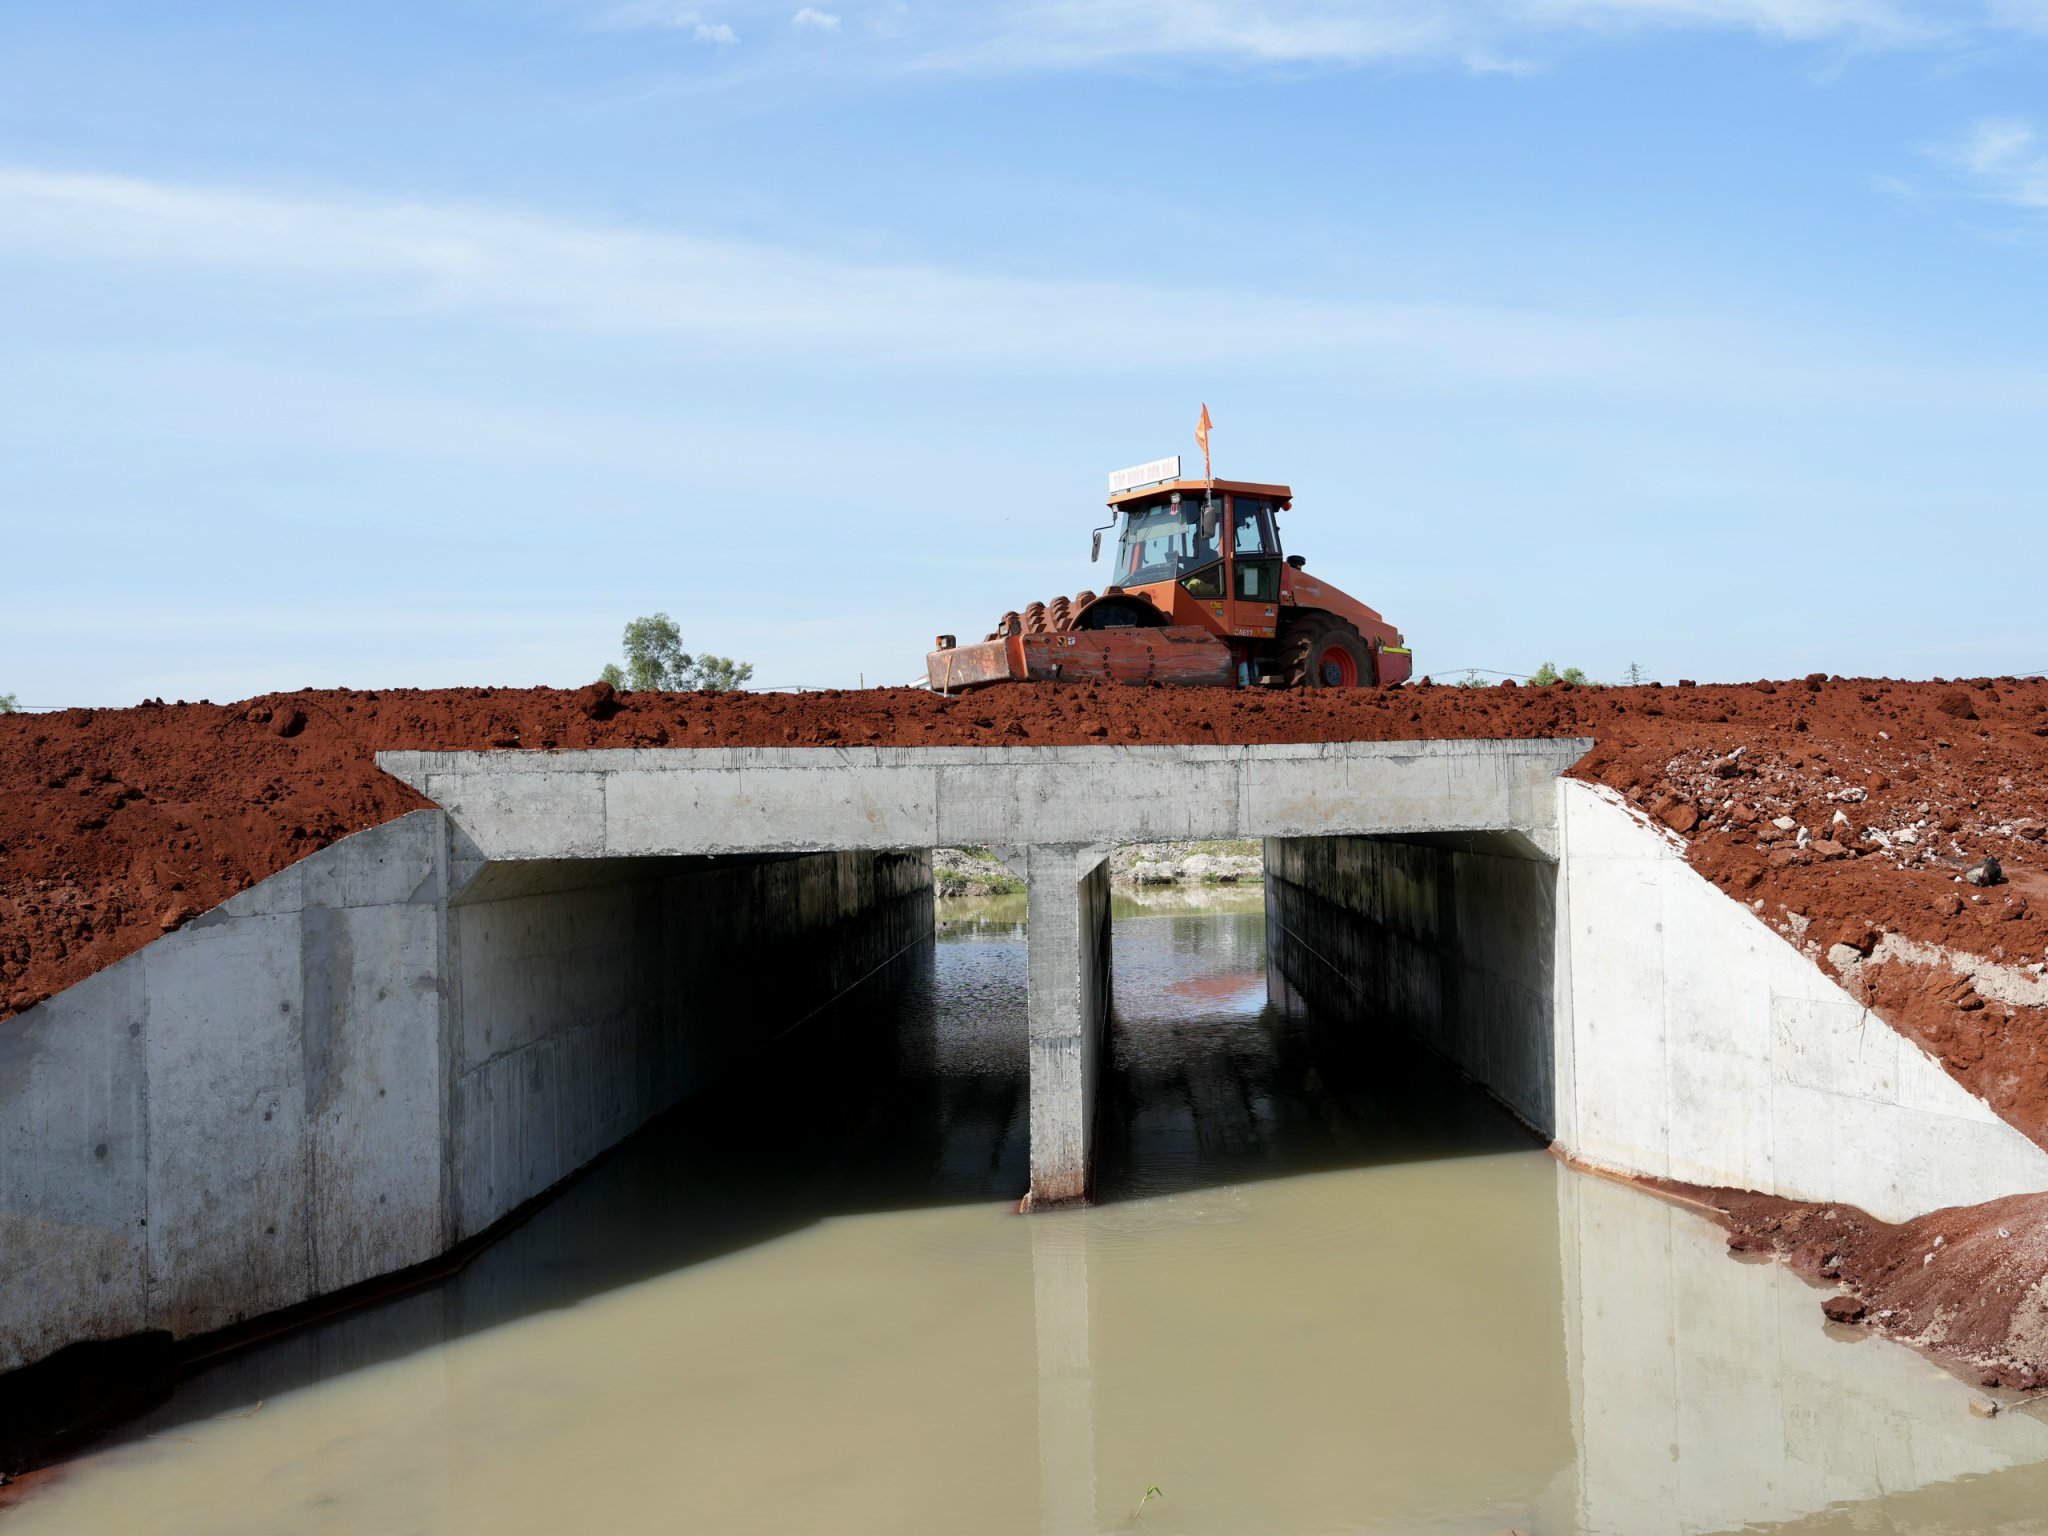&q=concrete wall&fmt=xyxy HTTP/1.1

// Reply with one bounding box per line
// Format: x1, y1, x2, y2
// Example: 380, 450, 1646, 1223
0, 817, 930, 1372
447, 849, 932, 1238
0, 812, 450, 1371
1558, 779, 2048, 1221
1265, 831, 1558, 1134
